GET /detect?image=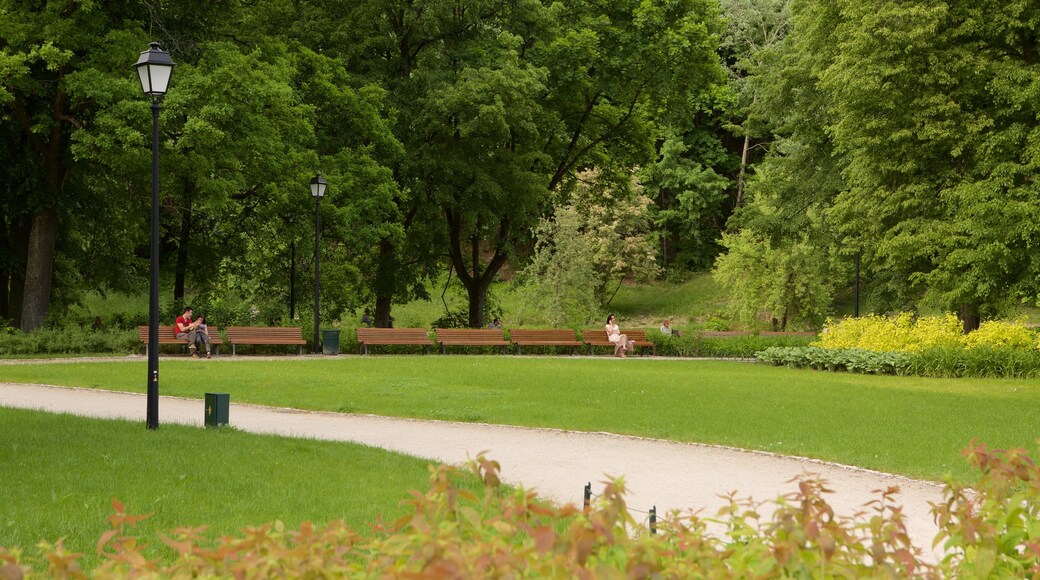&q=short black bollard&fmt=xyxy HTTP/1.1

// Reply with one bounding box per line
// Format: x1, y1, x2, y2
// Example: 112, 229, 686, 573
583, 482, 591, 512
204, 392, 229, 427
649, 505, 657, 535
